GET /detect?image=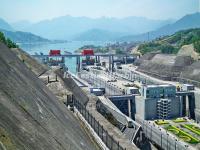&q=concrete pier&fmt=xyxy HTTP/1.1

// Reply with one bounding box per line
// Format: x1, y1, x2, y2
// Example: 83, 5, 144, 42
128, 99, 132, 118
76, 56, 81, 72
109, 55, 112, 71
112, 55, 114, 72
176, 92, 195, 119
